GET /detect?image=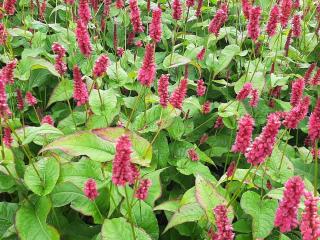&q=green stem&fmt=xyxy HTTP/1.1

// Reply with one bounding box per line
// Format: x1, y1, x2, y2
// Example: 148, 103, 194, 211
124, 186, 137, 240
278, 128, 290, 171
